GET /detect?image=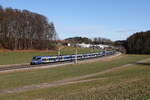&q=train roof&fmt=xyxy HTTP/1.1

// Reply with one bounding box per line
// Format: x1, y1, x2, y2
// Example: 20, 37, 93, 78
33, 56, 51, 58
62, 55, 72, 57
